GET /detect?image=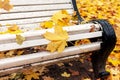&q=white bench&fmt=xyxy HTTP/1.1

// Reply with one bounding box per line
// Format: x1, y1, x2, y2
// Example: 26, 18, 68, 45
0, 0, 116, 79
